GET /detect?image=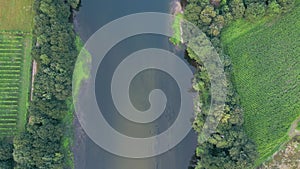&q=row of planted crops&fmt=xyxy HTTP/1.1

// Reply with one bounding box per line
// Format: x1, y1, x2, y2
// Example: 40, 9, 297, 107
0, 32, 26, 137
